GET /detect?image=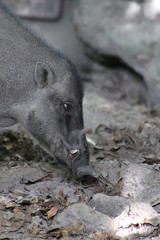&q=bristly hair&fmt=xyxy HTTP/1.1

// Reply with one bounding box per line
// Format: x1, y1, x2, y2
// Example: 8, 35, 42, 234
0, 1, 84, 96
55, 48, 84, 97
